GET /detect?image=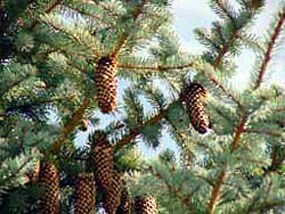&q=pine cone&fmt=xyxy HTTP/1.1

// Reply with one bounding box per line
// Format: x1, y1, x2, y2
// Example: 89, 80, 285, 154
91, 131, 114, 190
74, 173, 96, 214
39, 162, 60, 214
134, 195, 158, 214
103, 172, 123, 214
95, 55, 118, 113
179, 82, 211, 134
116, 185, 132, 214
